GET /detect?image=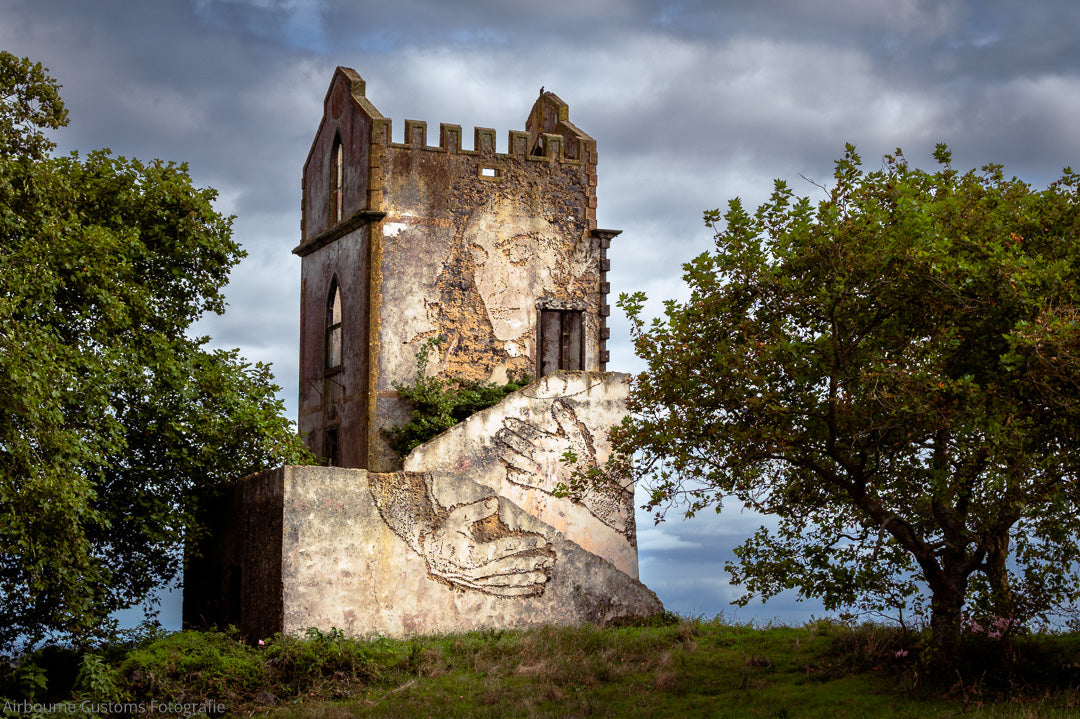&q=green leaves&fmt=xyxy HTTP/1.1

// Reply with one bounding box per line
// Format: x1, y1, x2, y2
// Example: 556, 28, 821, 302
0, 55, 311, 650
0, 52, 68, 160
618, 144, 1080, 657
382, 338, 532, 460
